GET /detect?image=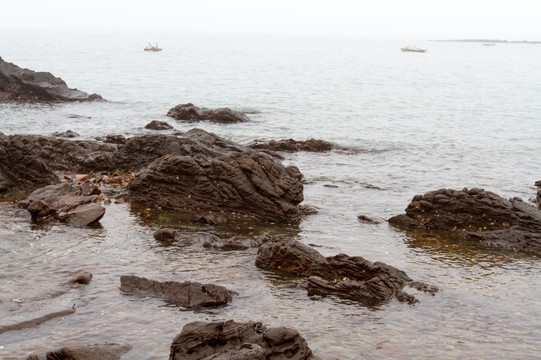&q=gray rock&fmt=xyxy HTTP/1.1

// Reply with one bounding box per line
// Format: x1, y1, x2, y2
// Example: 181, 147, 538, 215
145, 120, 174, 130
120, 275, 233, 308
26, 344, 131, 360
169, 320, 312, 360
167, 103, 250, 123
